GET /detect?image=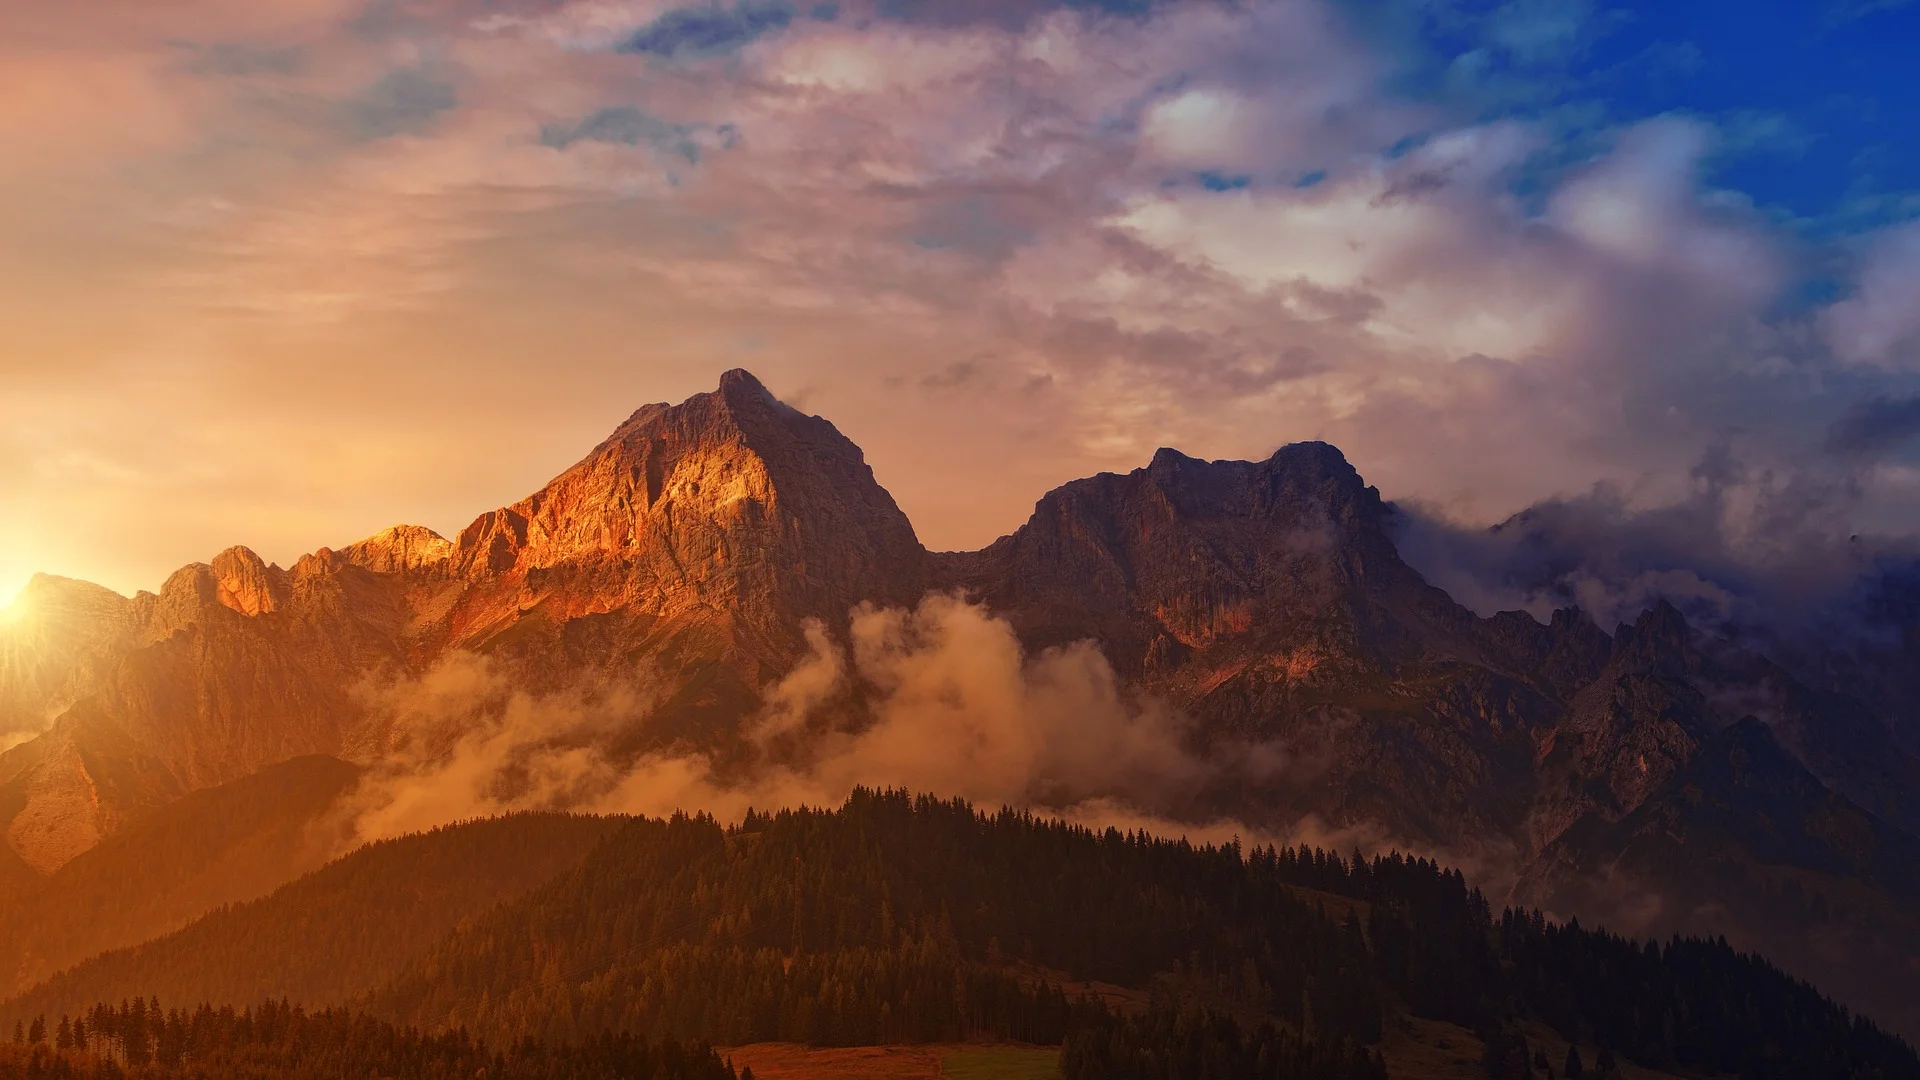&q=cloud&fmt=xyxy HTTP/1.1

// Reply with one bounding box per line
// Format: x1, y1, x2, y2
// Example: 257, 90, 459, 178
1825, 220, 1920, 369
343, 593, 1277, 843
620, 2, 798, 58
1826, 0, 1915, 25
6, 0, 1920, 617
344, 67, 461, 139
539, 105, 735, 165
1825, 395, 1920, 460
874, 0, 1155, 28
1391, 431, 1920, 644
